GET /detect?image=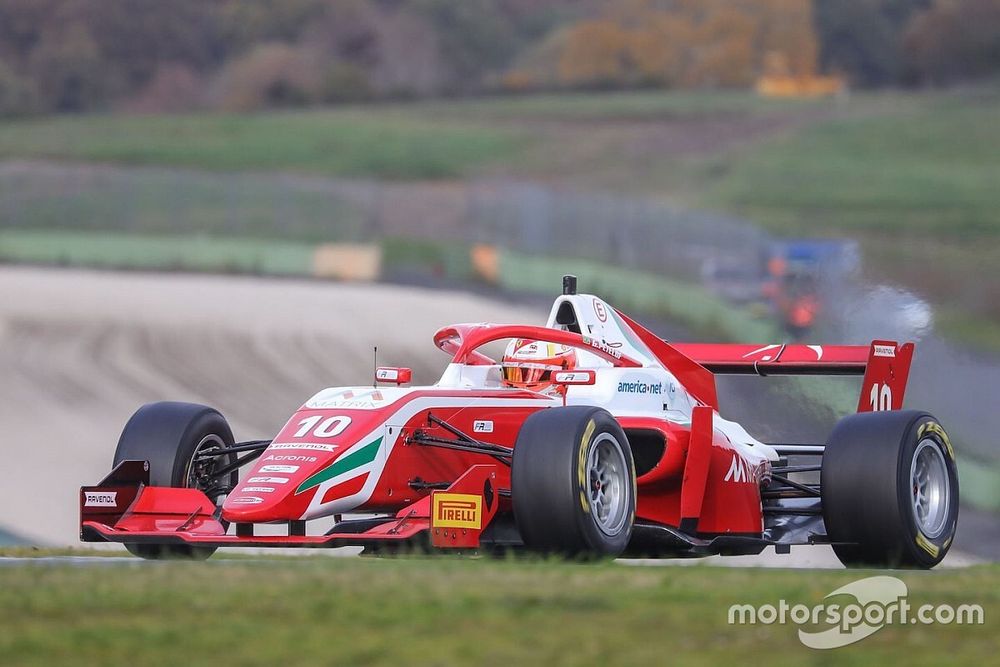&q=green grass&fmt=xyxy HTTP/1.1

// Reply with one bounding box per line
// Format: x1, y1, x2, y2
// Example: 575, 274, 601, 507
0, 229, 317, 275
0, 111, 524, 179
937, 309, 1000, 356
405, 89, 818, 121
0, 165, 371, 242
702, 90, 1000, 240
1, 555, 996, 666
0, 90, 815, 180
